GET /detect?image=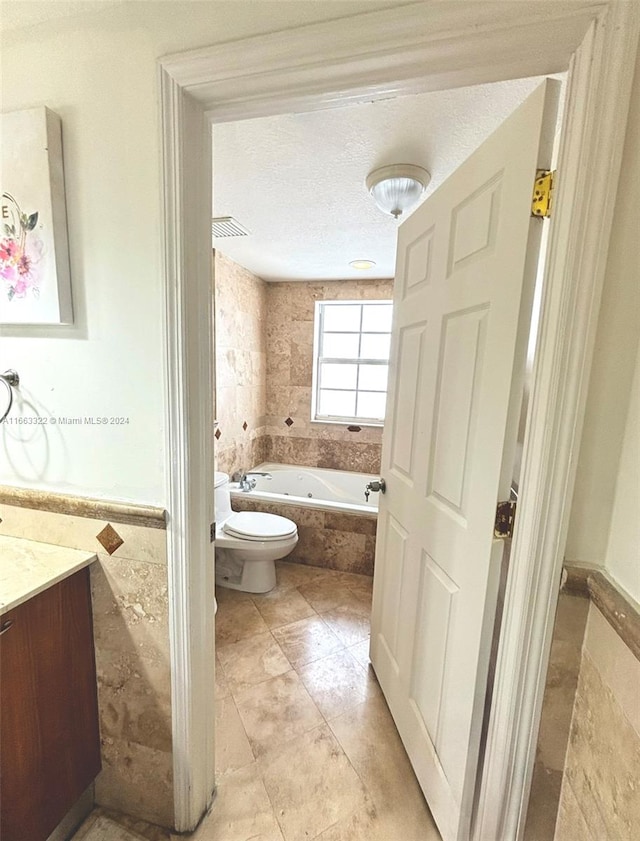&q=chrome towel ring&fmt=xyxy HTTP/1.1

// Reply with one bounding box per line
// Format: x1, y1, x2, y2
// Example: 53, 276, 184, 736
0, 370, 19, 423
